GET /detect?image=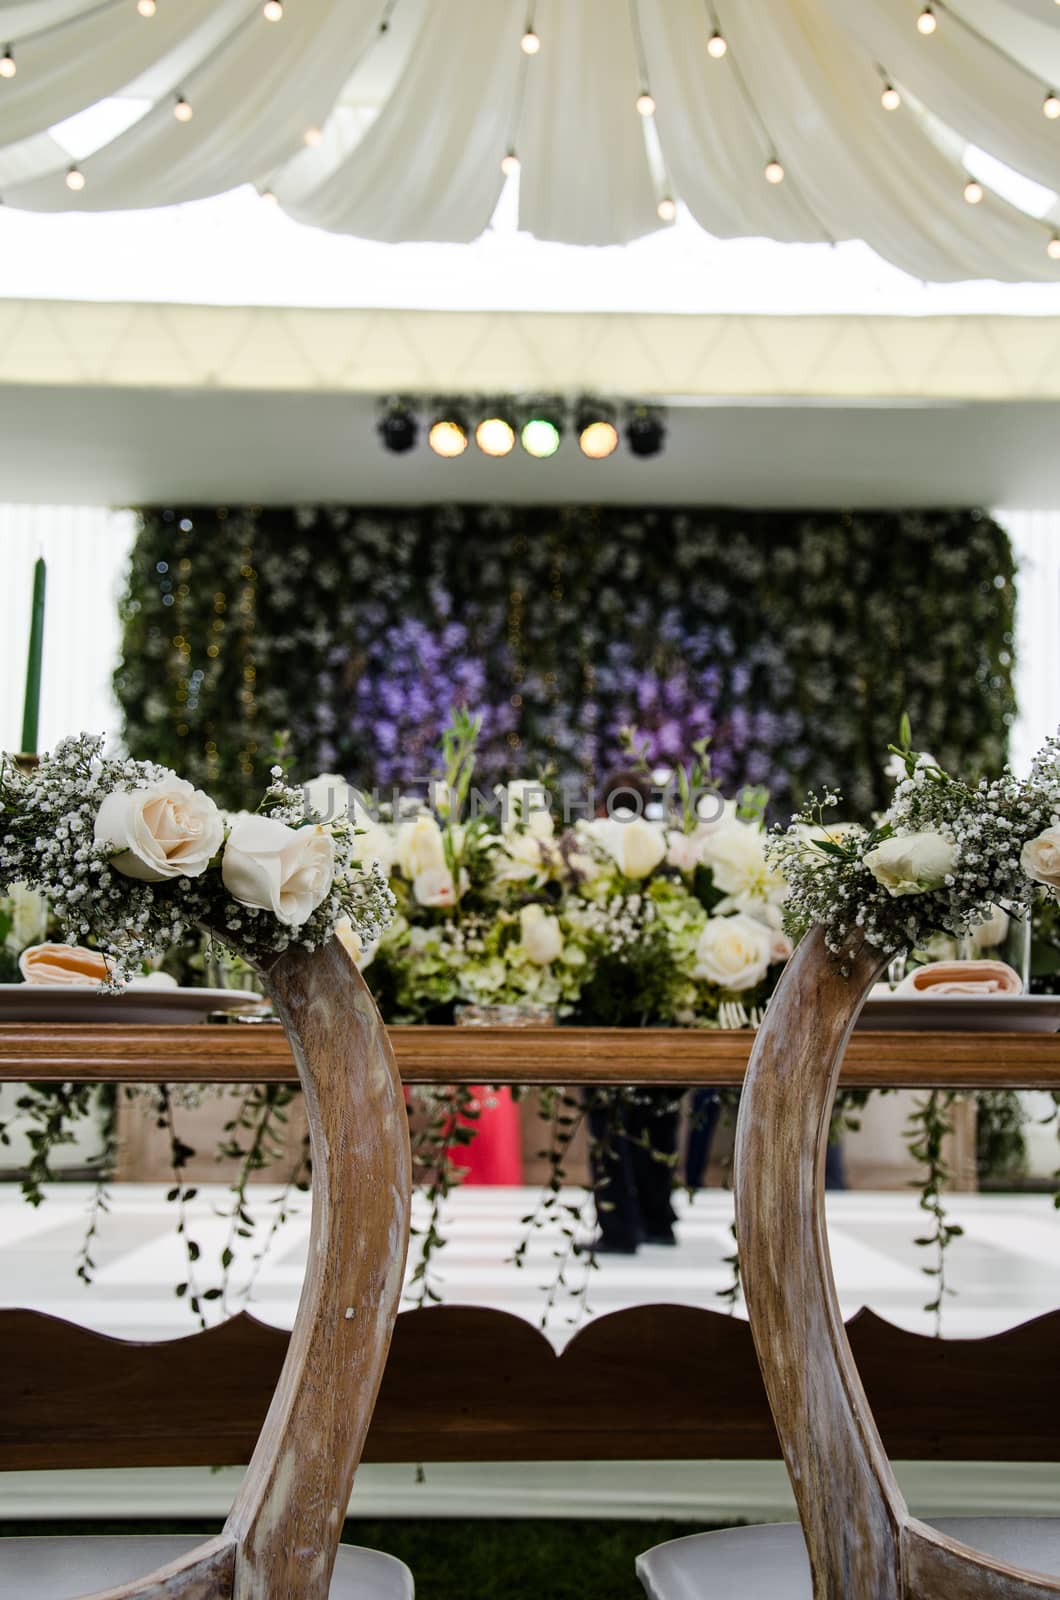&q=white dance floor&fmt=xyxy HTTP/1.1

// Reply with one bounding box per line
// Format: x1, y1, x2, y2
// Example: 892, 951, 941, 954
0, 1183, 1056, 1342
